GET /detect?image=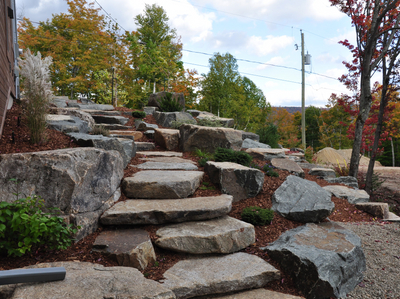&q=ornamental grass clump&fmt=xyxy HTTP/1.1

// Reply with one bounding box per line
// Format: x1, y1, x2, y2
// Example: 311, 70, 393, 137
18, 49, 53, 144
241, 206, 274, 226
